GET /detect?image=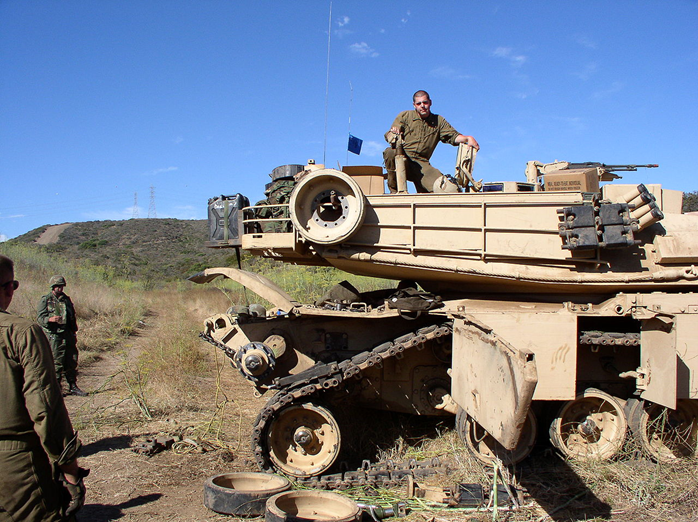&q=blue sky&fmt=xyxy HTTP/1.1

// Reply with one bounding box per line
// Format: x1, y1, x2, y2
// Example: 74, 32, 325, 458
1, 0, 697, 240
